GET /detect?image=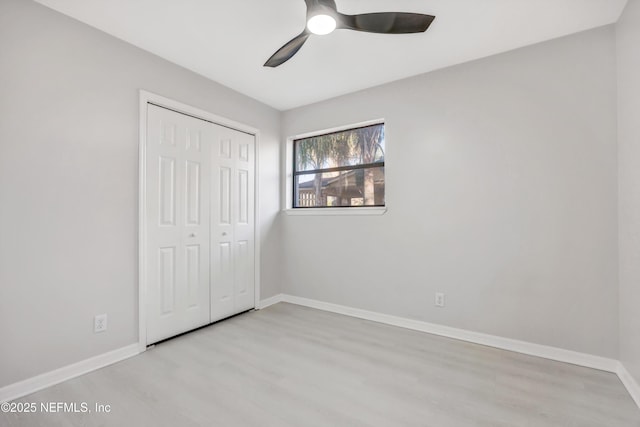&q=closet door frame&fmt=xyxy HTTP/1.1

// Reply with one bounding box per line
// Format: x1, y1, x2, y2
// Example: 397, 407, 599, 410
138, 90, 261, 352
